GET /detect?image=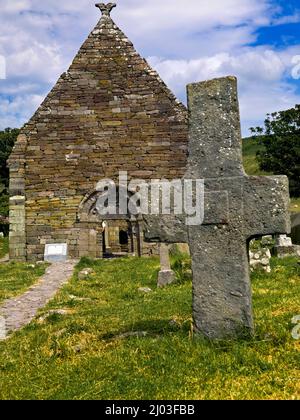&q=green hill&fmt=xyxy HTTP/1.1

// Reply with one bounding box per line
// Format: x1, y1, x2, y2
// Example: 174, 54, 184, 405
243, 138, 299, 213
242, 137, 270, 176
